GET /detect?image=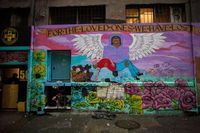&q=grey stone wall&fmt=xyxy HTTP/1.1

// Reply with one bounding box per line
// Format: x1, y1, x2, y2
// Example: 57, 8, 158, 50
0, 0, 31, 8
190, 0, 200, 22
1, 0, 200, 25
